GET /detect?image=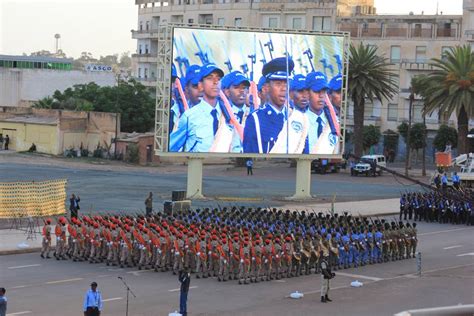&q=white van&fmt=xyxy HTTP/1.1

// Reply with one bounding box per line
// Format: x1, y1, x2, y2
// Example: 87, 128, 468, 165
352, 155, 386, 176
